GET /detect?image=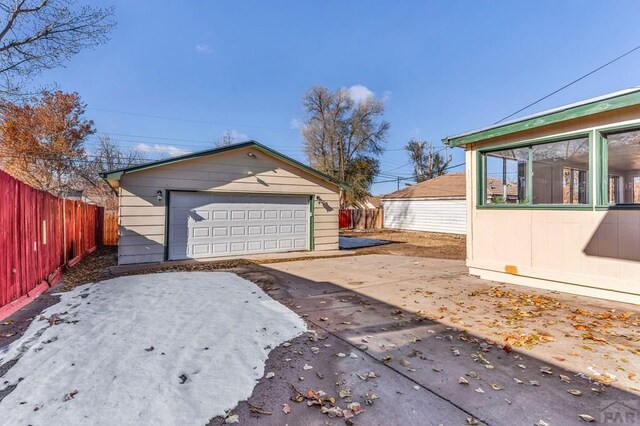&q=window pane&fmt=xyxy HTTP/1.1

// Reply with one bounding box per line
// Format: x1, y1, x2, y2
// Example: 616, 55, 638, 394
606, 129, 640, 204
483, 147, 528, 204
531, 138, 589, 204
